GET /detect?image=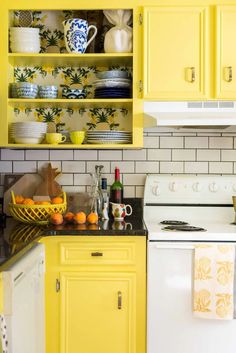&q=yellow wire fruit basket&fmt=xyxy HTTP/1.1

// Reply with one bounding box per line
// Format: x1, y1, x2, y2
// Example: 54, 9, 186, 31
9, 191, 67, 224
